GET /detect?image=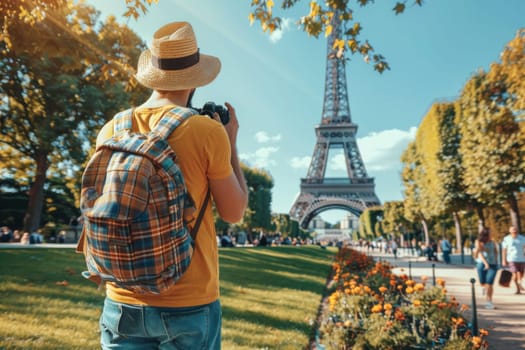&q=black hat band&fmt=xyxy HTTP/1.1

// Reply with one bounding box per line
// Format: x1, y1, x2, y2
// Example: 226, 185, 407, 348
151, 50, 200, 71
